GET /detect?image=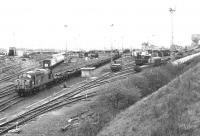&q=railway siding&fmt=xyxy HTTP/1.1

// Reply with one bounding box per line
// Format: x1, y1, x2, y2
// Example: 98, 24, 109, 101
0, 56, 134, 135
0, 54, 119, 117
